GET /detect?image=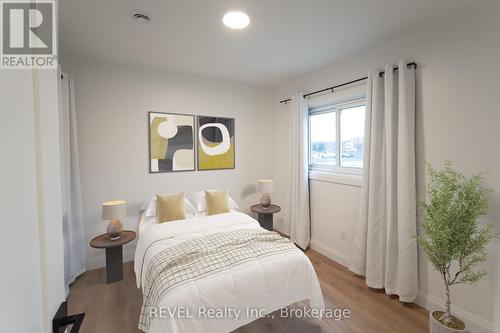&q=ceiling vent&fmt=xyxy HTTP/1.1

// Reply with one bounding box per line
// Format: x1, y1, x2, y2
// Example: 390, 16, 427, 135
132, 12, 151, 24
